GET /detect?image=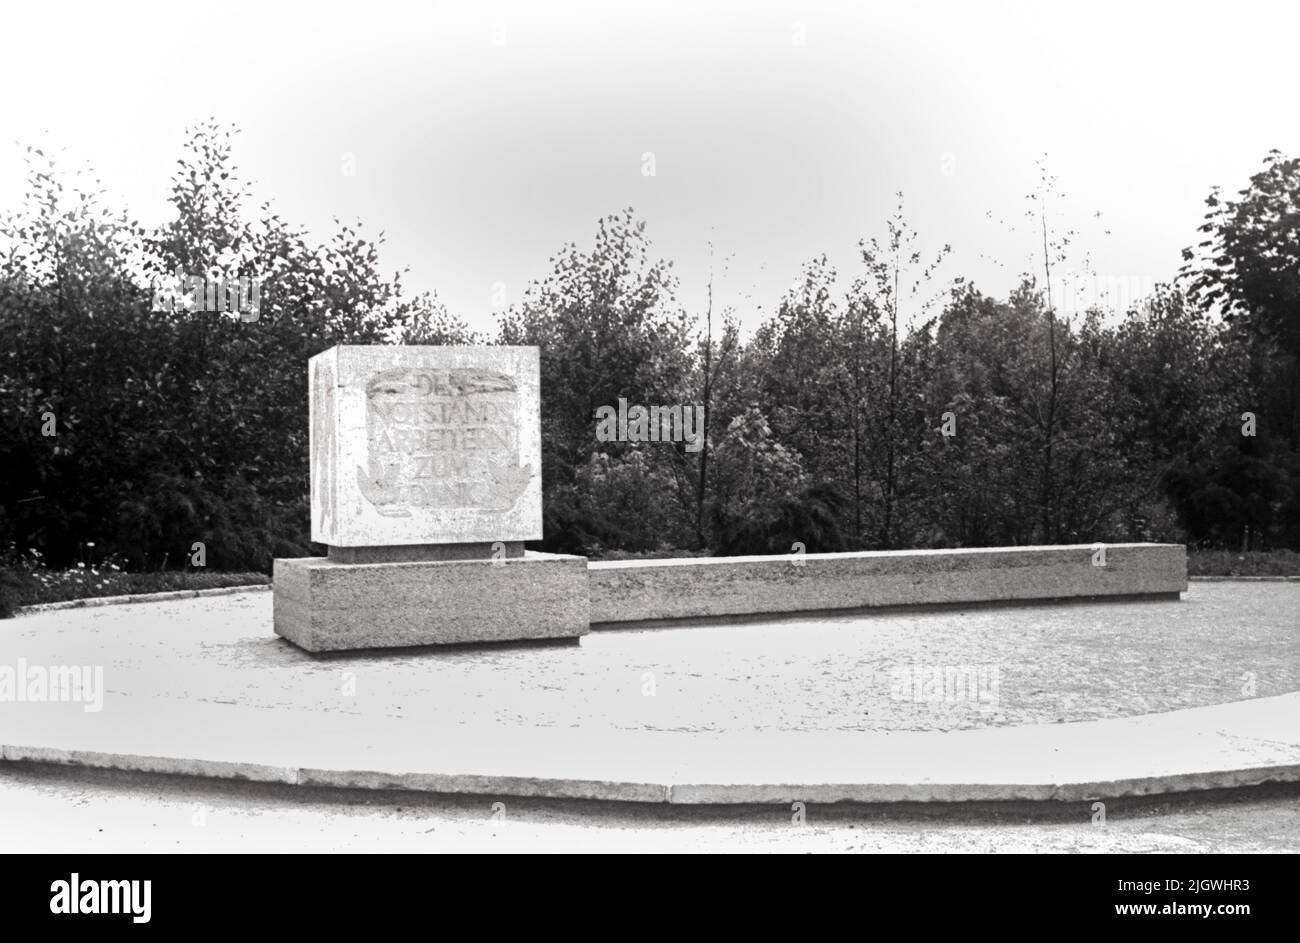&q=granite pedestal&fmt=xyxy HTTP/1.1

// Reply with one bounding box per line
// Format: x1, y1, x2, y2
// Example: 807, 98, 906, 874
273, 550, 589, 652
